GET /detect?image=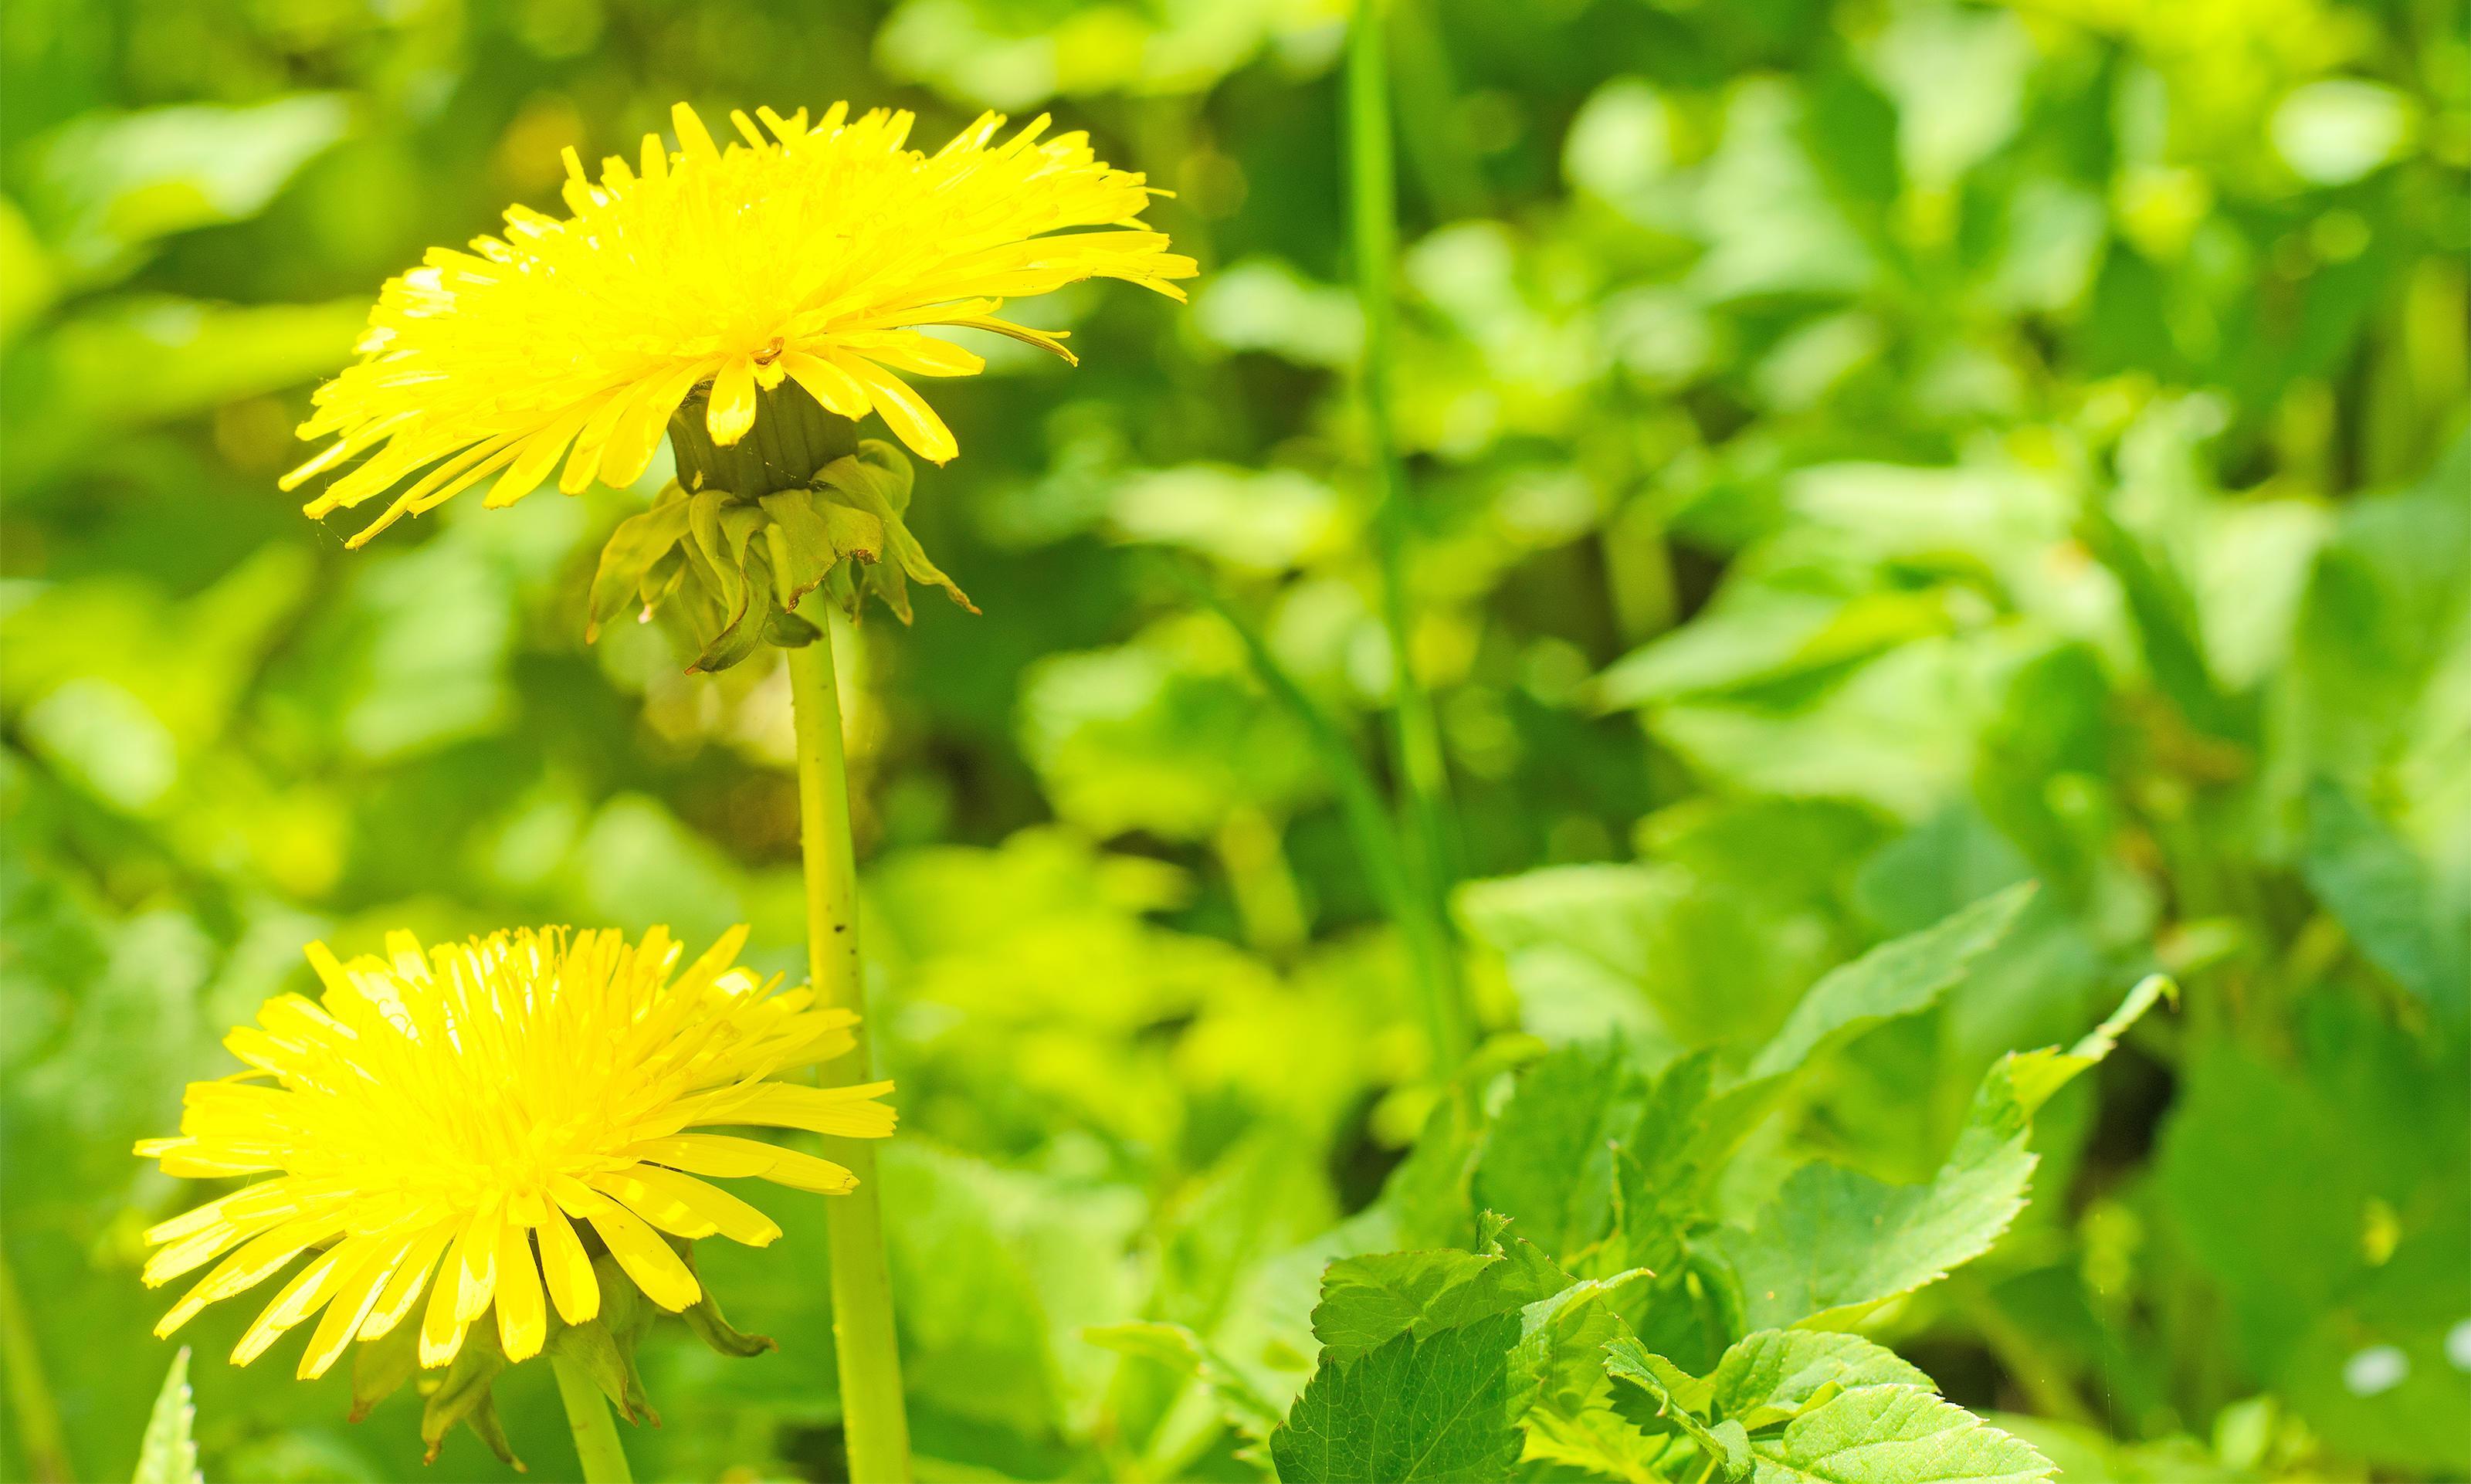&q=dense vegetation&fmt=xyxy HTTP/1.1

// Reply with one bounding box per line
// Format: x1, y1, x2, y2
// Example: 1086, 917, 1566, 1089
3, 0, 2464, 1480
